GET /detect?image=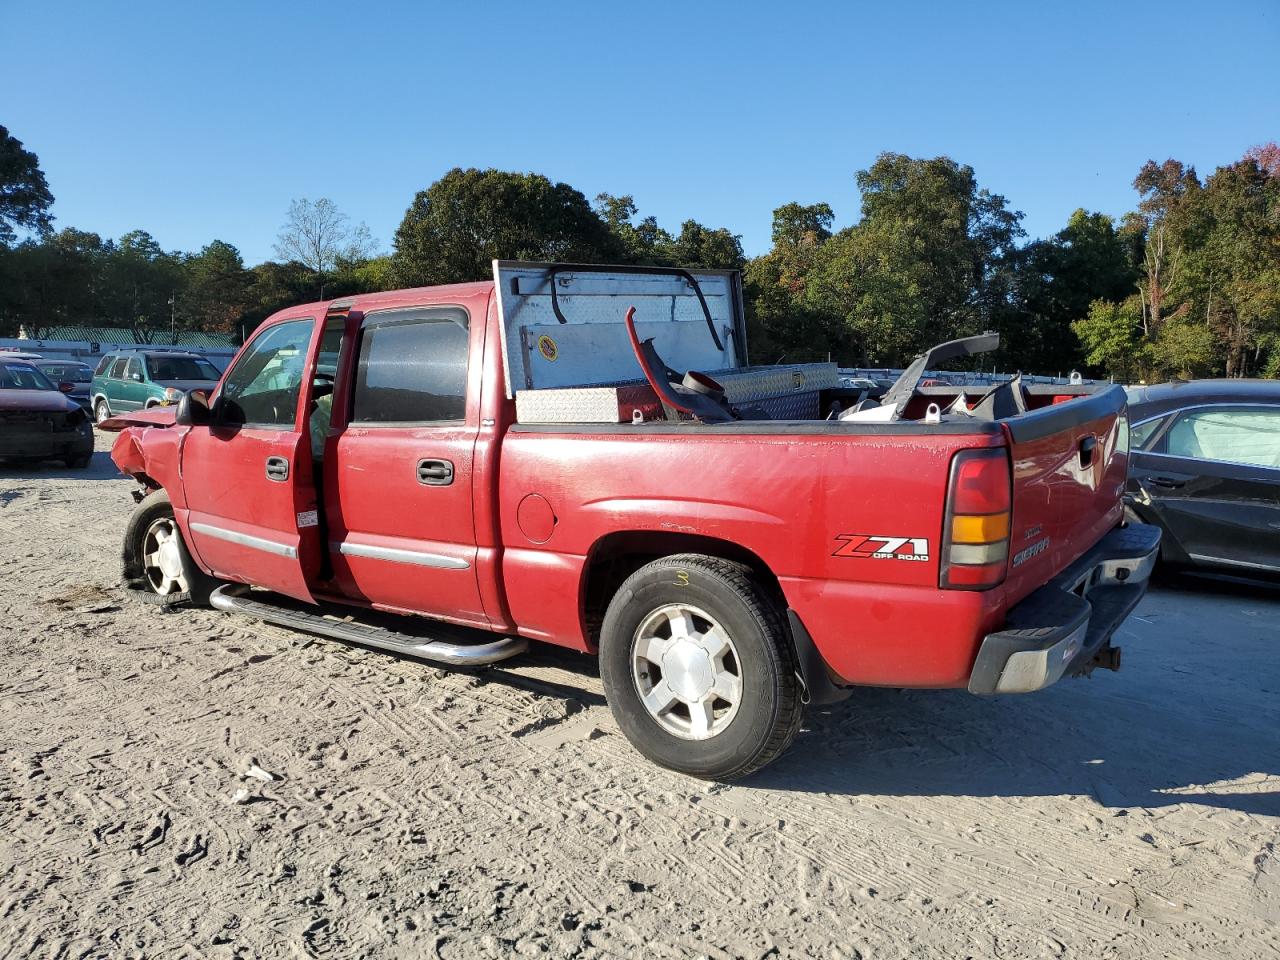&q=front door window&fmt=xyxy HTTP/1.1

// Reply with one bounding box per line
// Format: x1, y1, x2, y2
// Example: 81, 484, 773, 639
218, 319, 315, 427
